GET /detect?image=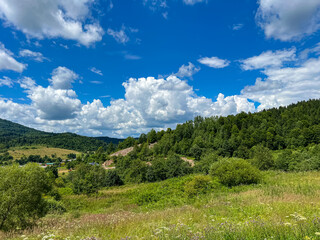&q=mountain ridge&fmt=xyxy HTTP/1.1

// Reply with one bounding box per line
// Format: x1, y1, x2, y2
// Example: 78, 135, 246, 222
0, 118, 122, 152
